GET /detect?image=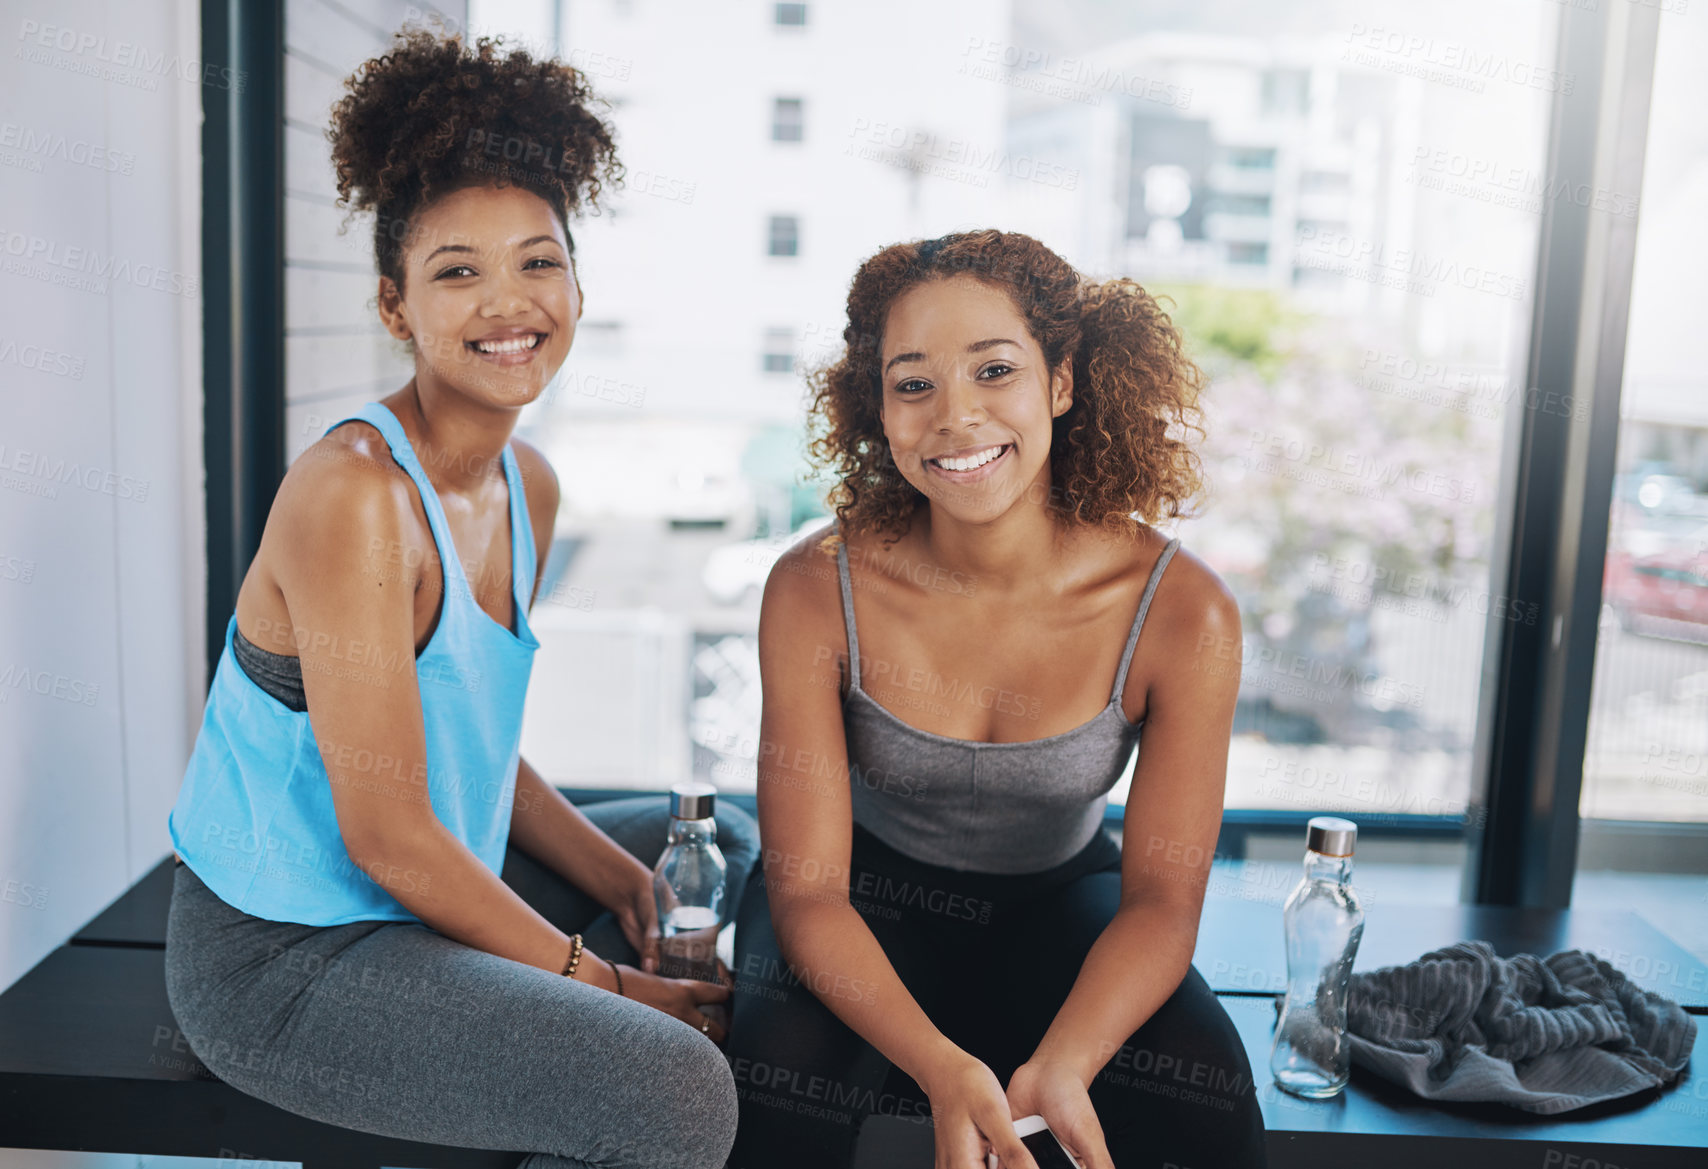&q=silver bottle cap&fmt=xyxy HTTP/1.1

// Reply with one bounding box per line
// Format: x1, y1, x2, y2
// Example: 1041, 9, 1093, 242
1306, 816, 1357, 857
671, 782, 716, 821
